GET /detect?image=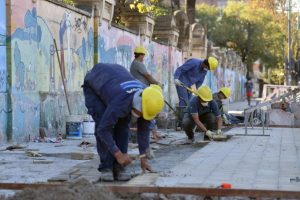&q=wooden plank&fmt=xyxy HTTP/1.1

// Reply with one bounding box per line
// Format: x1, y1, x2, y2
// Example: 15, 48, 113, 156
2, 182, 300, 198
105, 185, 300, 199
